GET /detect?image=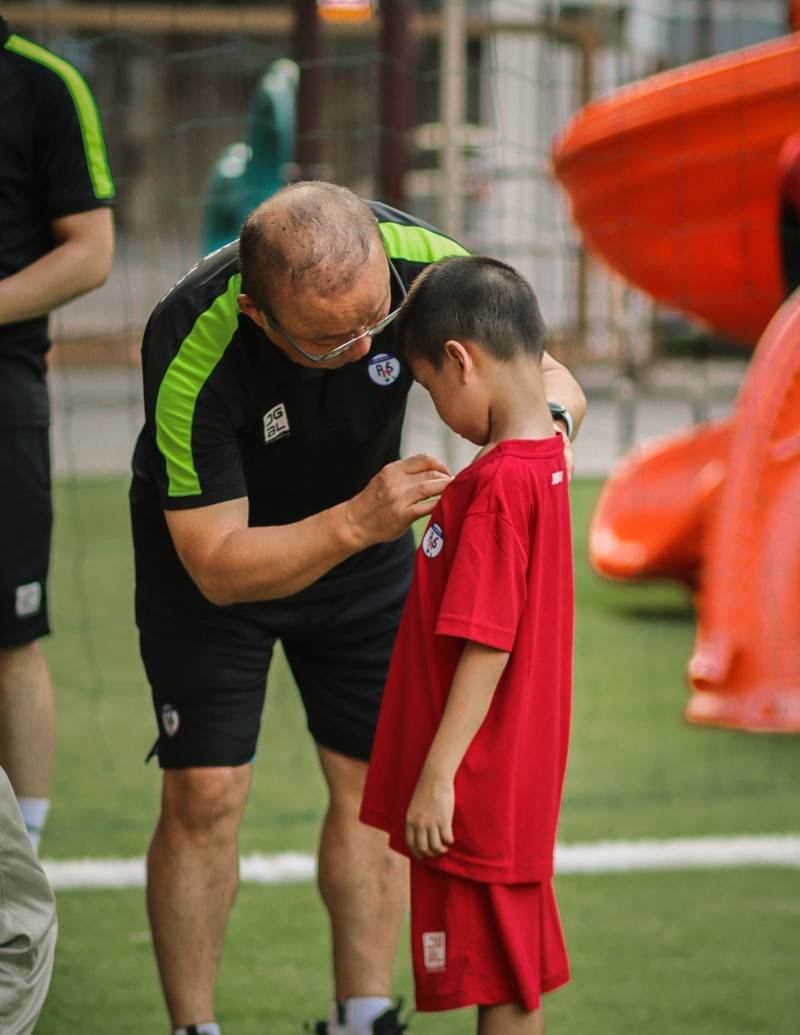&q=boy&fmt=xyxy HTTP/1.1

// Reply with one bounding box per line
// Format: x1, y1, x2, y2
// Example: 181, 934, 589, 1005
360, 256, 574, 1035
